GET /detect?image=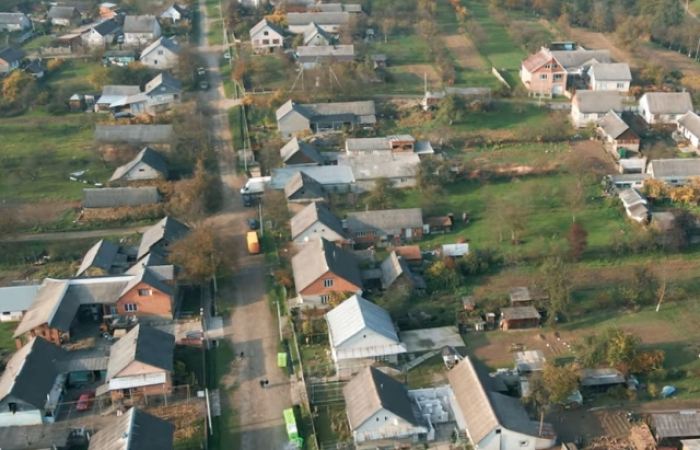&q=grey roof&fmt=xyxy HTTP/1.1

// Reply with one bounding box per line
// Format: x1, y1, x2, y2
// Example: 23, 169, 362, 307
314, 3, 363, 12
290, 201, 346, 240
642, 92, 693, 115
280, 138, 324, 165
276, 100, 376, 123
24, 60, 45, 74
380, 251, 412, 289
302, 22, 330, 45
291, 237, 362, 292
682, 439, 700, 450
144, 72, 182, 95
654, 412, 700, 439
110, 147, 169, 181
337, 152, 420, 180
296, 44, 354, 63
137, 216, 190, 258
0, 284, 42, 313
500, 306, 541, 320
0, 423, 72, 450
284, 171, 326, 200
0, 12, 28, 25
573, 90, 622, 113
580, 368, 625, 387
509, 287, 548, 304
249, 18, 284, 38
63, 277, 130, 305
83, 187, 161, 208
56, 349, 110, 372
48, 6, 80, 19
649, 158, 700, 178
343, 366, 420, 430
550, 49, 611, 69
14, 280, 77, 337
106, 324, 175, 380
627, 202, 649, 220
140, 36, 180, 59
344, 208, 424, 235
95, 124, 174, 143
88, 407, 175, 450
618, 188, 646, 207
588, 63, 631, 82
123, 15, 158, 33
0, 337, 66, 409
127, 252, 170, 272
271, 165, 355, 189
0, 47, 25, 64
77, 239, 121, 276
287, 11, 350, 27
120, 266, 173, 297
597, 110, 632, 139
448, 356, 540, 443
325, 294, 399, 348
677, 111, 700, 138
346, 135, 414, 152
